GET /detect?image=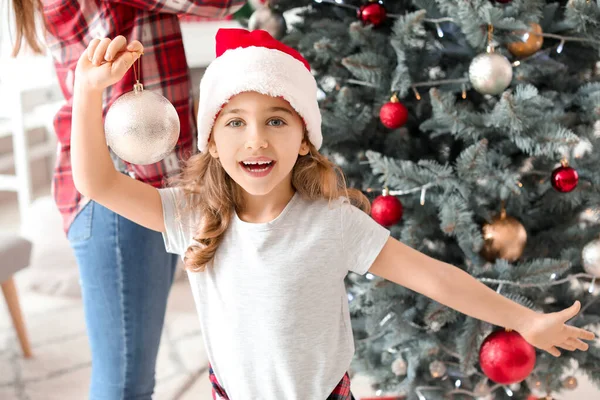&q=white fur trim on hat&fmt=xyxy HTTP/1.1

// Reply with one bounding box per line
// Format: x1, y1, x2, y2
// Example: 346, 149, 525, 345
197, 46, 322, 152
